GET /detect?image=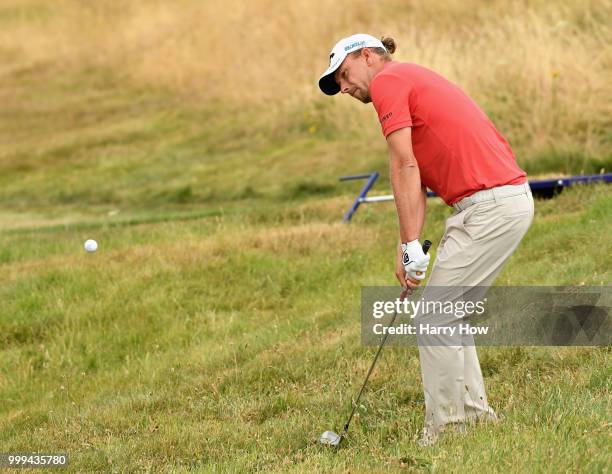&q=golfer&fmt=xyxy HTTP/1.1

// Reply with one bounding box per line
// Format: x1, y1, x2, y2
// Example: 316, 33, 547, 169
318, 34, 534, 445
